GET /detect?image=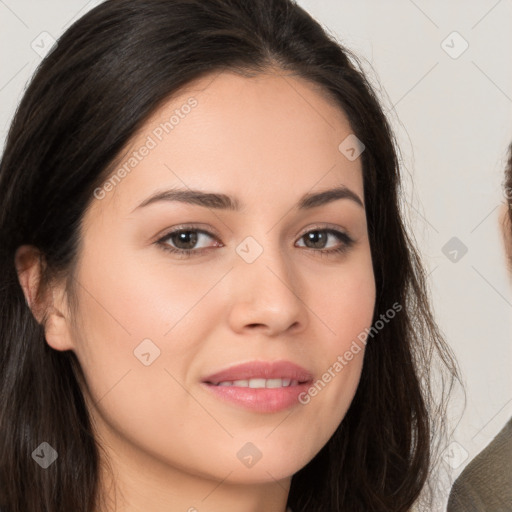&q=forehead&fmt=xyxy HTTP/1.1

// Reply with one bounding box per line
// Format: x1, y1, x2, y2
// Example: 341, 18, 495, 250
90, 70, 364, 216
